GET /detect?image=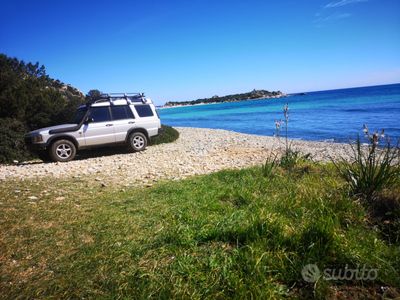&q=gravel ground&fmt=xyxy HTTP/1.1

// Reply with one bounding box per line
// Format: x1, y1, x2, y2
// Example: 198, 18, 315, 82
0, 127, 351, 187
